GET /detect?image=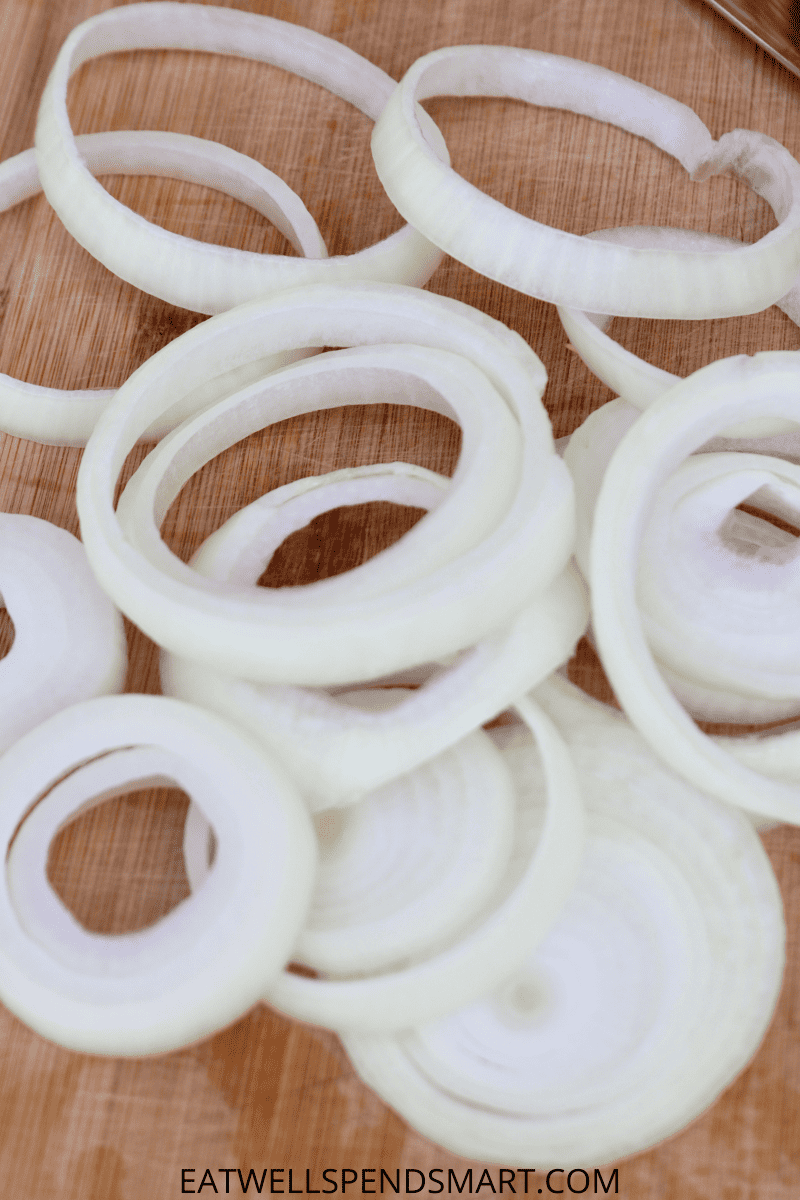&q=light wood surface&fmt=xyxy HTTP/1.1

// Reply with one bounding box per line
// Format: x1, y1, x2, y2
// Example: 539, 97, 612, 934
0, 0, 799, 1195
